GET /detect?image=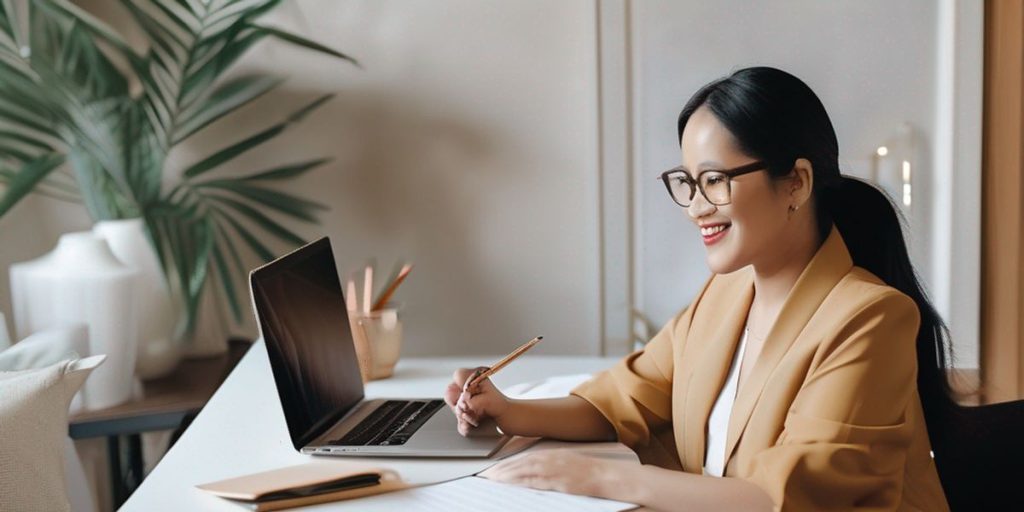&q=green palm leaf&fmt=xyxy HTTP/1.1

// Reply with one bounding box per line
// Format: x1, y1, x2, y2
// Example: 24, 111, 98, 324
0, 152, 65, 216
235, 158, 331, 182
181, 94, 332, 178
206, 194, 305, 246
249, 24, 359, 65
1, 0, 356, 337
34, 0, 136, 57
209, 217, 246, 321
173, 73, 283, 144
214, 206, 275, 262
198, 181, 325, 222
